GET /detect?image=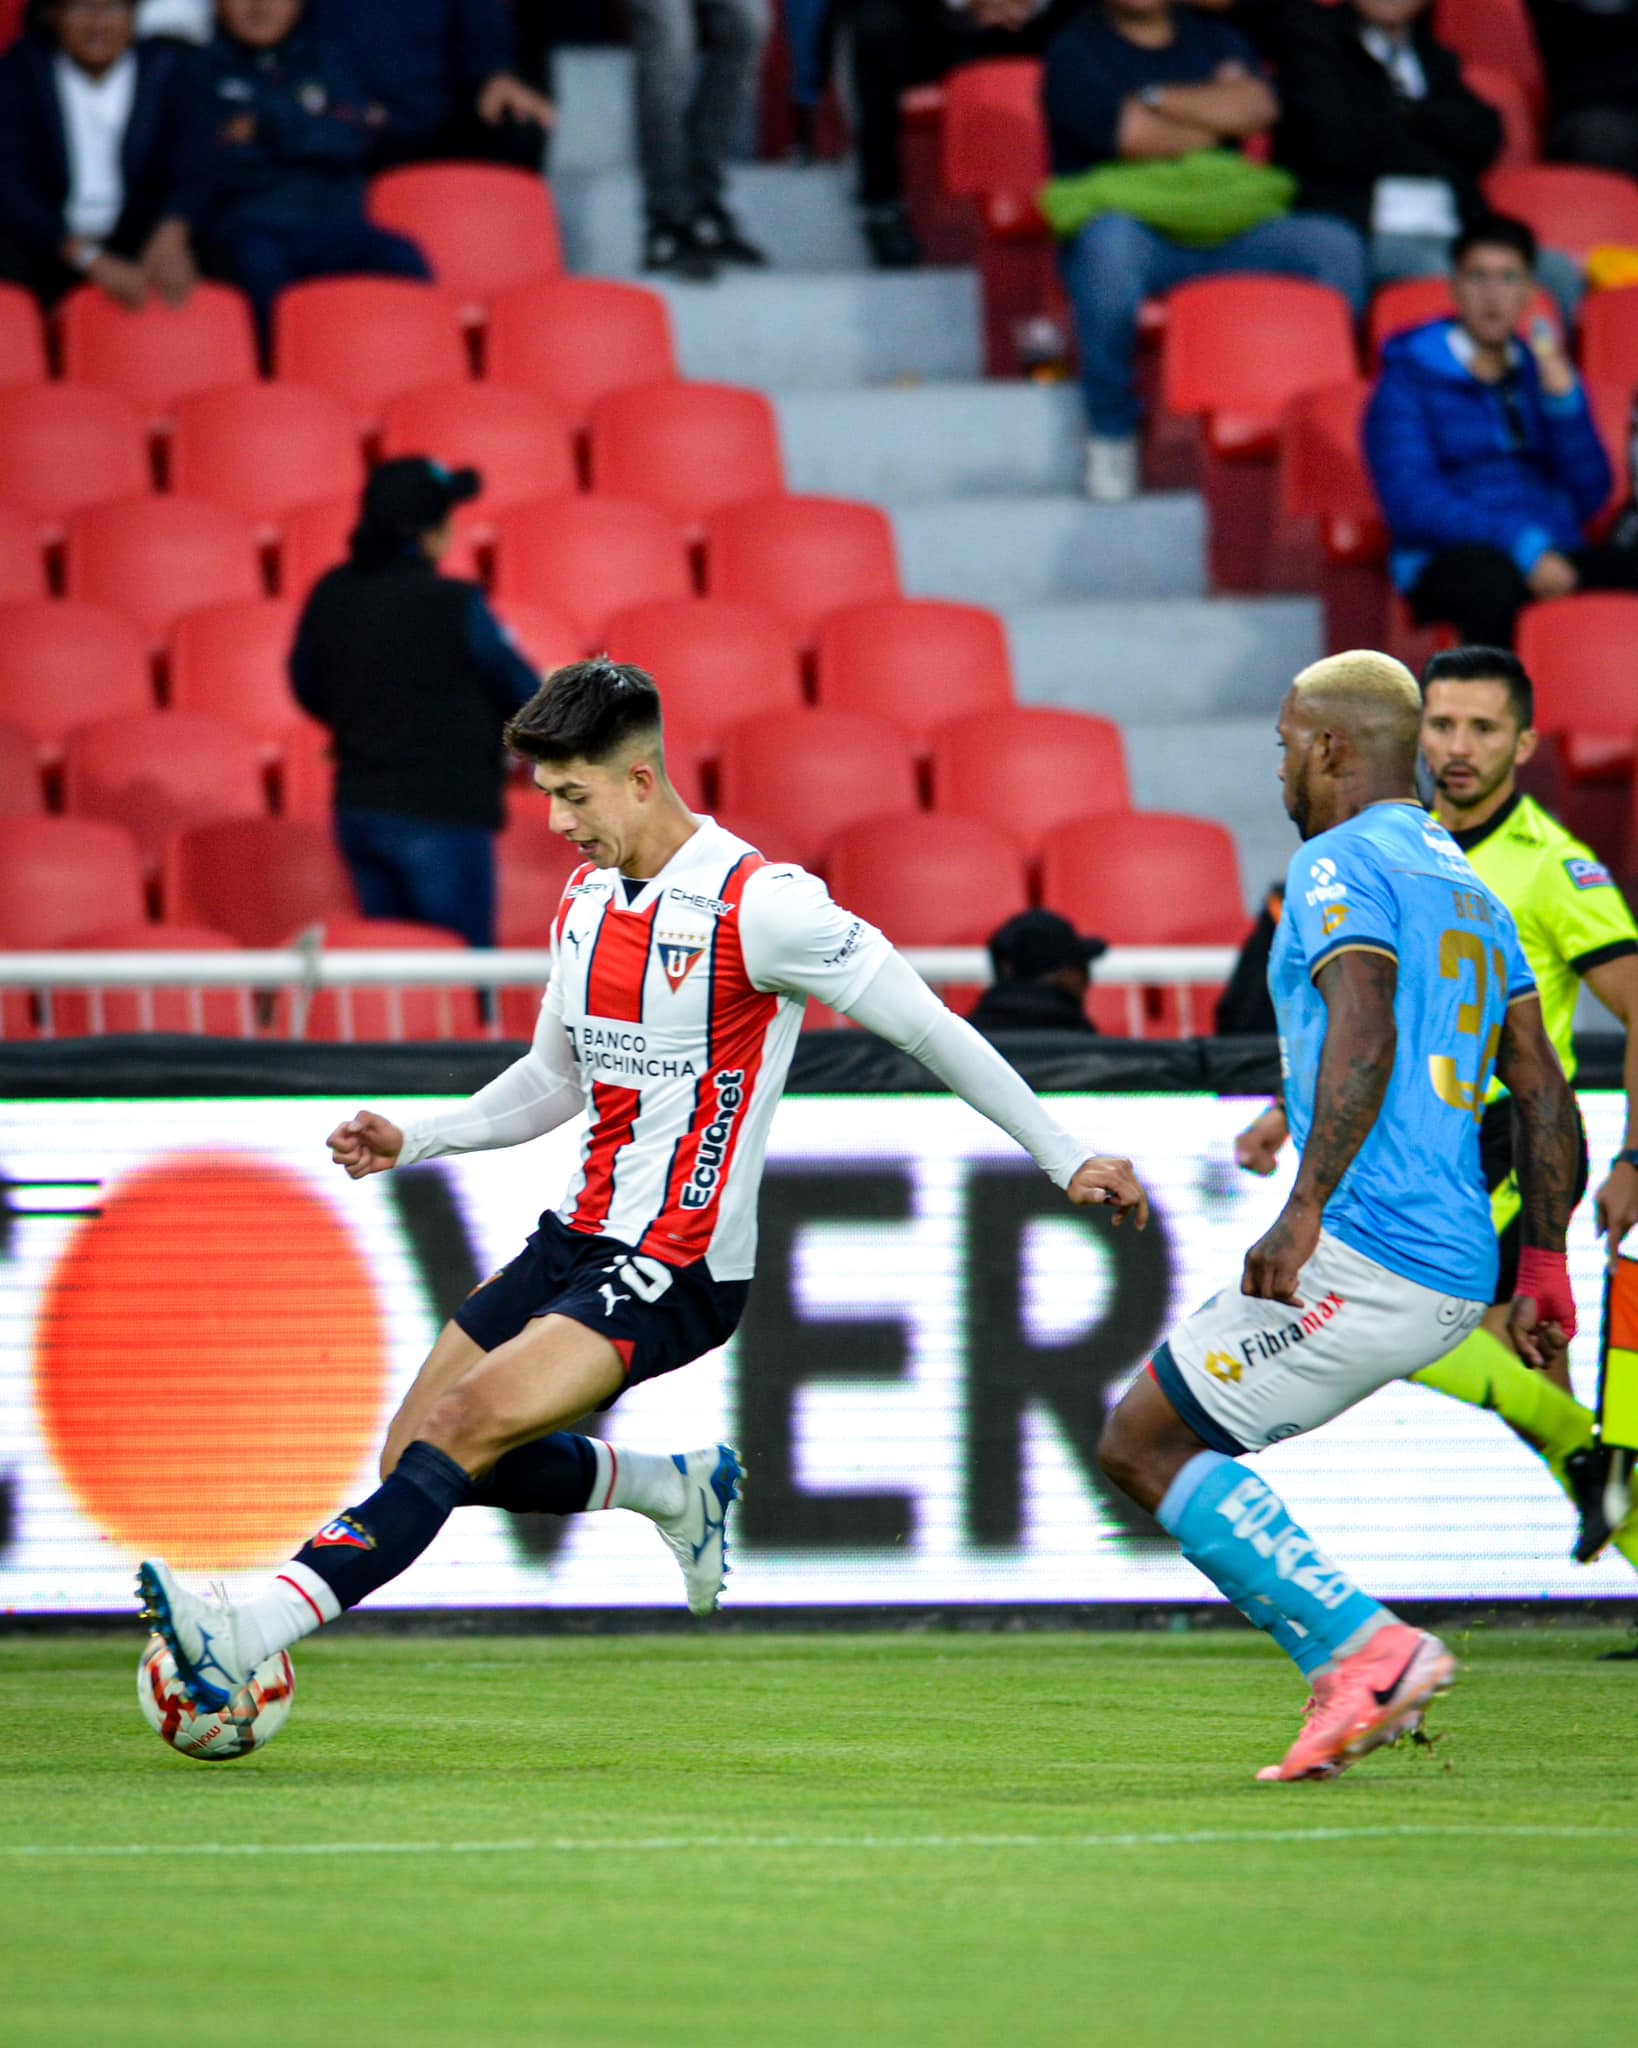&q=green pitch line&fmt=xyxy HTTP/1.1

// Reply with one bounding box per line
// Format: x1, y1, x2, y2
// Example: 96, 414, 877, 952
2, 1630, 1634, 2048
